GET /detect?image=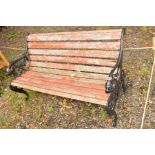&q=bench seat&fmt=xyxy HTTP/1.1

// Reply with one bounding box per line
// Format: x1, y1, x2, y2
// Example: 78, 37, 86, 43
12, 70, 110, 105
